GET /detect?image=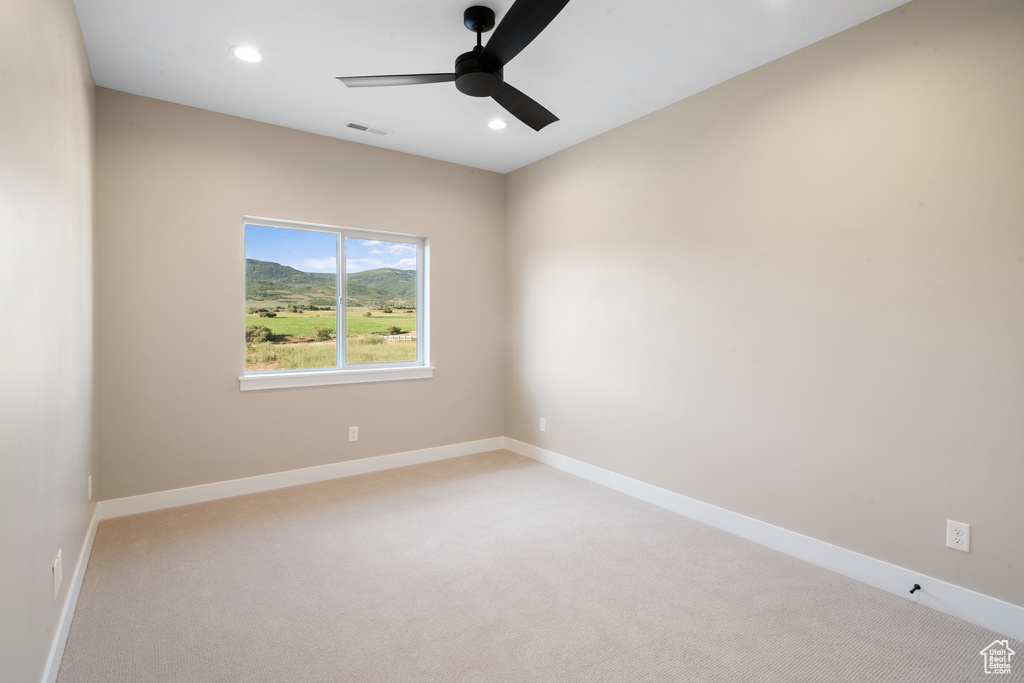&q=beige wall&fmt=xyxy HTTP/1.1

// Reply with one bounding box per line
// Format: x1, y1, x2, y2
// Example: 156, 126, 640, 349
94, 89, 505, 500
0, 0, 96, 680
505, 0, 1024, 606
